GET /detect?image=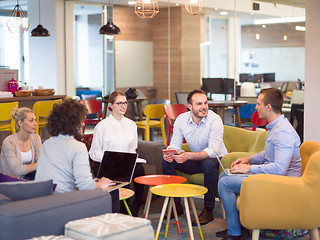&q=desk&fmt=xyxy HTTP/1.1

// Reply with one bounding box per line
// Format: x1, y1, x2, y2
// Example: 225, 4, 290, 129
208, 100, 248, 127
101, 97, 147, 120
